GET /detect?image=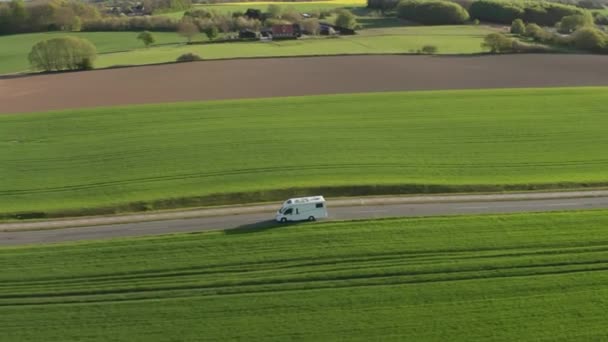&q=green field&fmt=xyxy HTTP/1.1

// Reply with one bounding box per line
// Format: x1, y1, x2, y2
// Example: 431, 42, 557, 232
161, 0, 366, 18
2, 87, 608, 217
0, 31, 186, 74
2, 211, 608, 340
0, 26, 495, 74
96, 26, 494, 68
